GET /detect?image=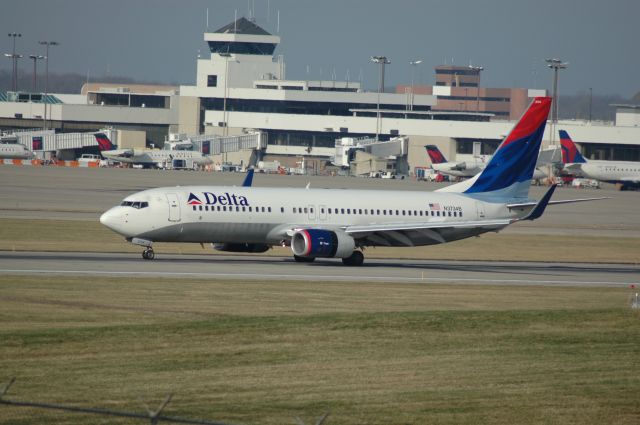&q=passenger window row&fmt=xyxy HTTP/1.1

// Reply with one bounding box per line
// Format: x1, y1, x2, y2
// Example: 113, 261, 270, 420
295, 207, 462, 218
192, 205, 272, 213
192, 204, 463, 218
